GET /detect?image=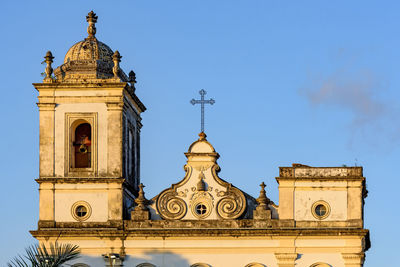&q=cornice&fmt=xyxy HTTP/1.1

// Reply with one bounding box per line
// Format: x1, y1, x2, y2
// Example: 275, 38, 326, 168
33, 82, 128, 90
36, 103, 57, 111
276, 176, 365, 182
275, 253, 298, 263
184, 152, 220, 158
279, 166, 363, 178
31, 227, 370, 239
342, 252, 365, 260
106, 102, 124, 111
129, 90, 146, 113
33, 82, 146, 113
342, 252, 366, 264
35, 177, 125, 184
